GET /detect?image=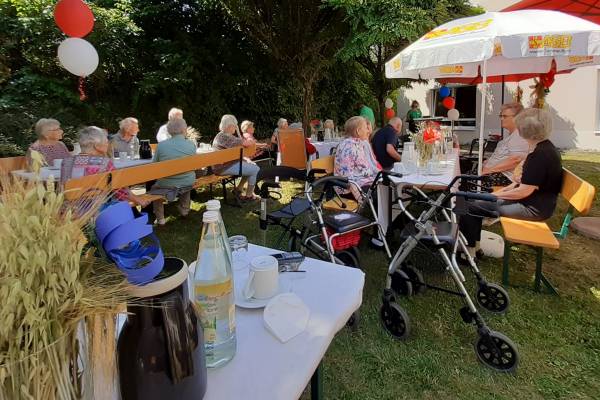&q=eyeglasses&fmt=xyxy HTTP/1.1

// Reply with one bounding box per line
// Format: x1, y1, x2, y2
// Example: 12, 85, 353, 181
498, 114, 514, 119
